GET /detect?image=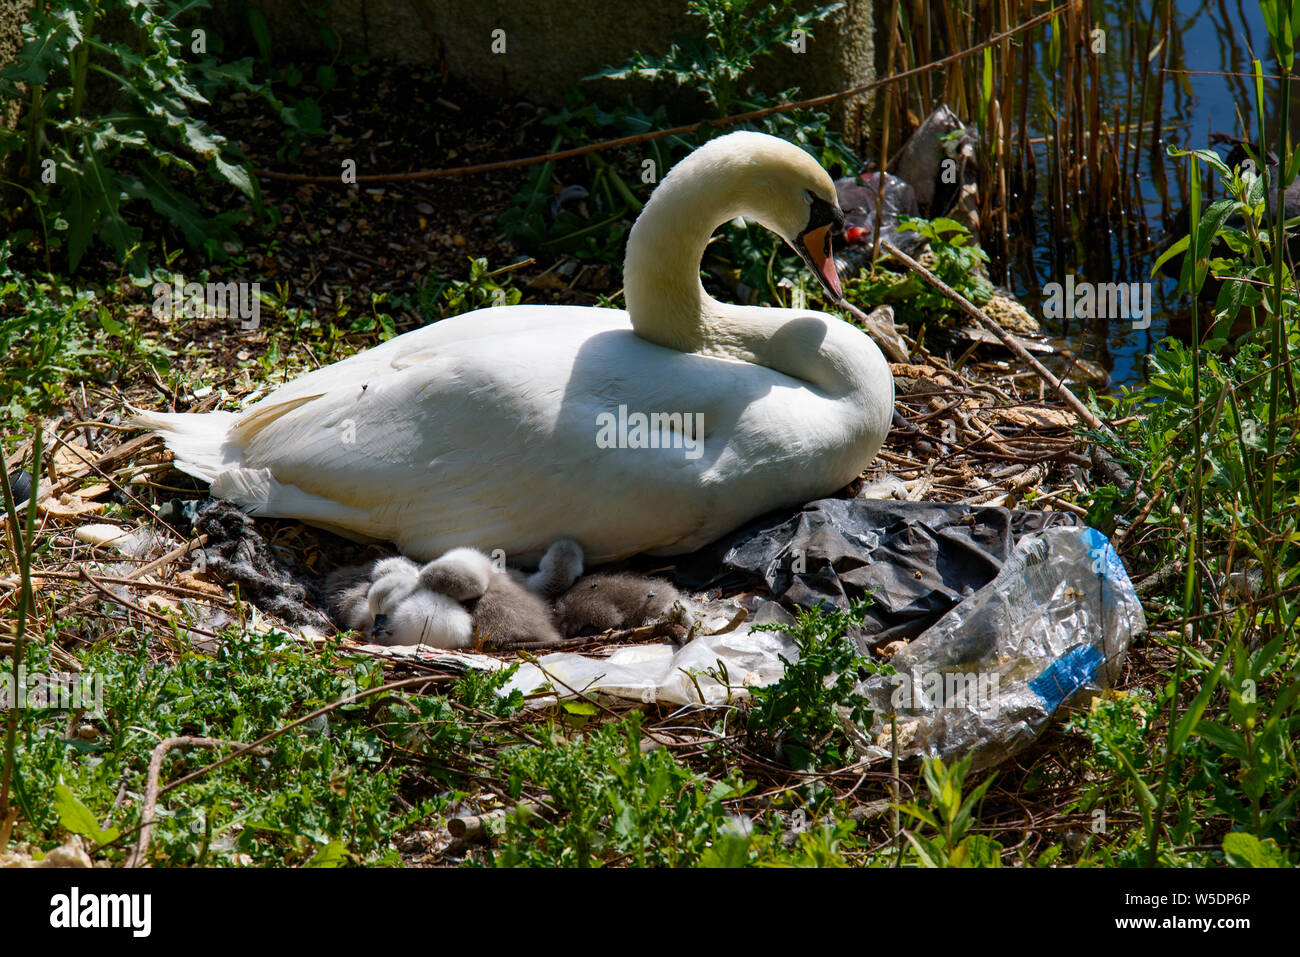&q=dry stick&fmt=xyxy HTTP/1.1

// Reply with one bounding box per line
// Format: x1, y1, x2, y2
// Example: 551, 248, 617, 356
447, 803, 539, 843
51, 535, 209, 624
509, 619, 681, 653
254, 4, 1067, 185
128, 736, 272, 868
0, 435, 41, 835
1114, 485, 1164, 551
111, 680, 479, 858
29, 569, 234, 605
76, 565, 220, 639
509, 607, 743, 653
0, 427, 44, 832
125, 535, 210, 581
890, 714, 901, 867
156, 675, 449, 799
877, 240, 1115, 440
0, 432, 167, 534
